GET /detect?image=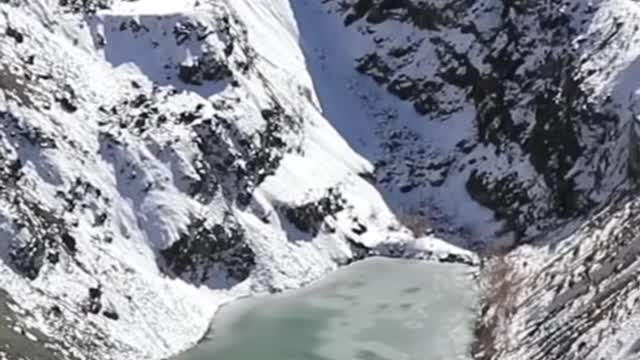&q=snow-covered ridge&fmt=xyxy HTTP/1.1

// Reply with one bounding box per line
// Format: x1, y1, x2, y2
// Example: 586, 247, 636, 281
0, 0, 474, 359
